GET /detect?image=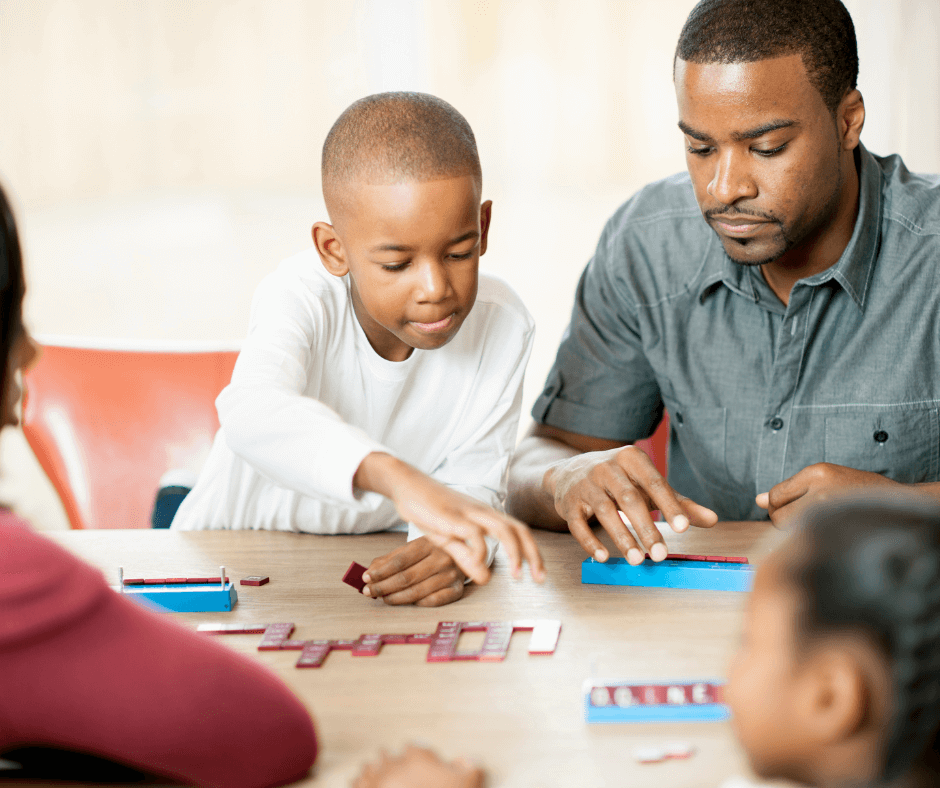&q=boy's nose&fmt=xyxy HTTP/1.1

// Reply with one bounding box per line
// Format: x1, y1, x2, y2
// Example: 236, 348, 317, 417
415, 262, 450, 302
